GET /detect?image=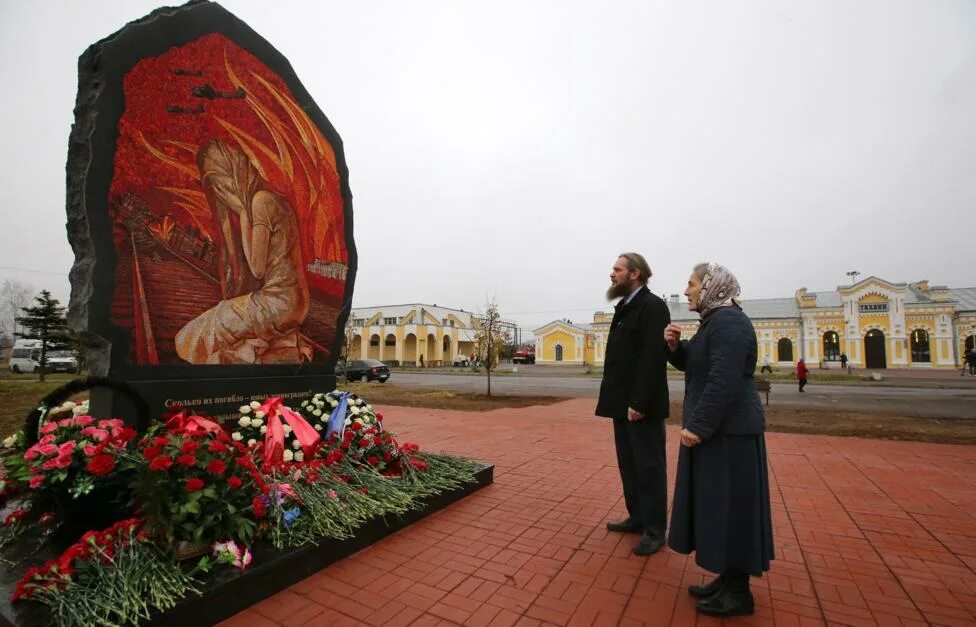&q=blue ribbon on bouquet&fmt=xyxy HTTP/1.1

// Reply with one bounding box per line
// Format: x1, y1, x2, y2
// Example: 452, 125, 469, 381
325, 393, 351, 439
